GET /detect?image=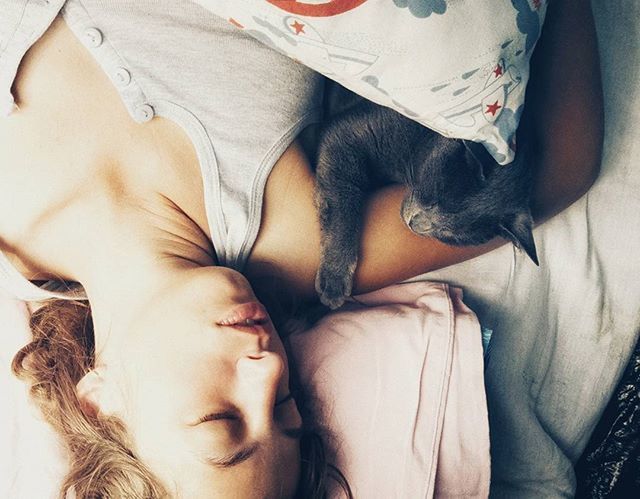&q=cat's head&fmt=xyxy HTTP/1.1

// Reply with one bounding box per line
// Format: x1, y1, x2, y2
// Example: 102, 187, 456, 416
400, 137, 539, 265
